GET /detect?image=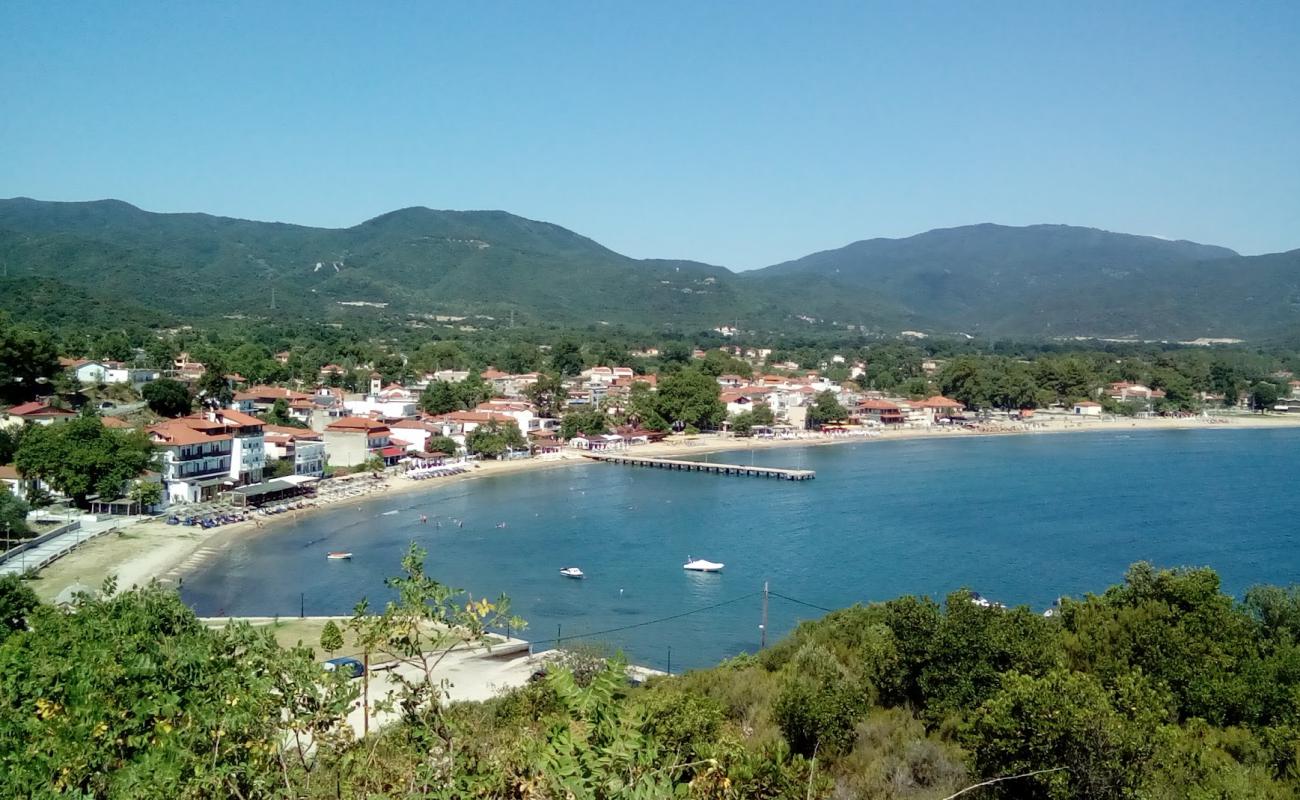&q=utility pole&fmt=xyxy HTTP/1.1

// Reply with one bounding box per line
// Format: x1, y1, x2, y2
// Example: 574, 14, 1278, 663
760, 581, 769, 649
